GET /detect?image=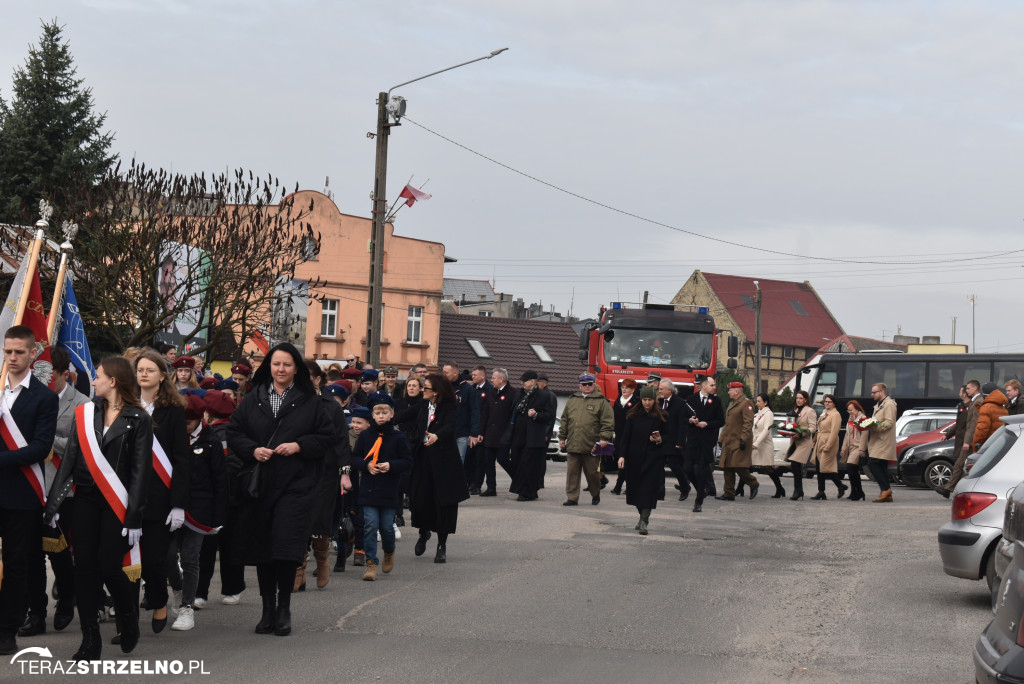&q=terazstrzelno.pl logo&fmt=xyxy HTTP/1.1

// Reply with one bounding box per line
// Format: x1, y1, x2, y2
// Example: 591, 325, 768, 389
11, 646, 210, 675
